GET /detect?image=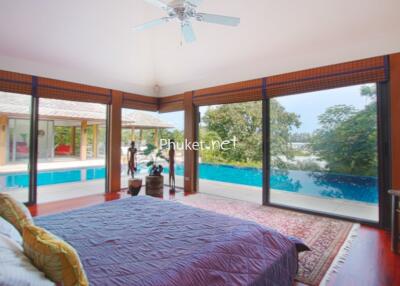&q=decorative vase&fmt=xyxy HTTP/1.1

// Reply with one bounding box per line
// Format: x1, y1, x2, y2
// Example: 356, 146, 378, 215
145, 176, 164, 197
128, 178, 142, 196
